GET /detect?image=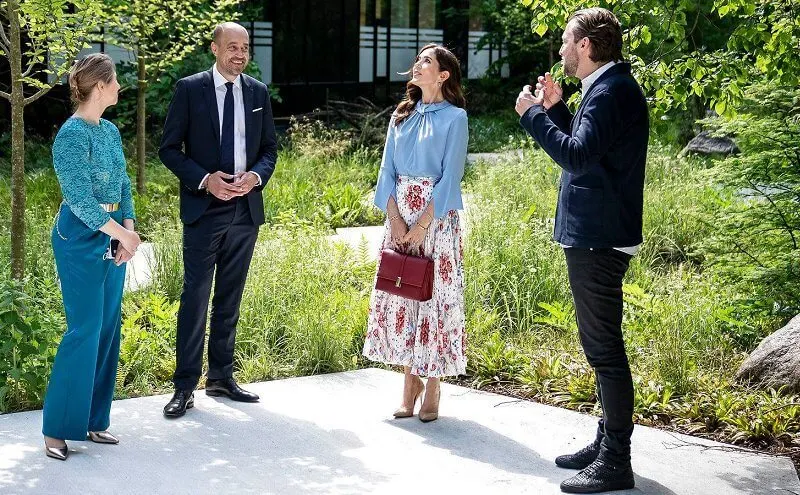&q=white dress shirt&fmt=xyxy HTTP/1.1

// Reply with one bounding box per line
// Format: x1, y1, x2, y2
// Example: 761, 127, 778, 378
199, 64, 261, 189
561, 60, 640, 256
580, 60, 617, 94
